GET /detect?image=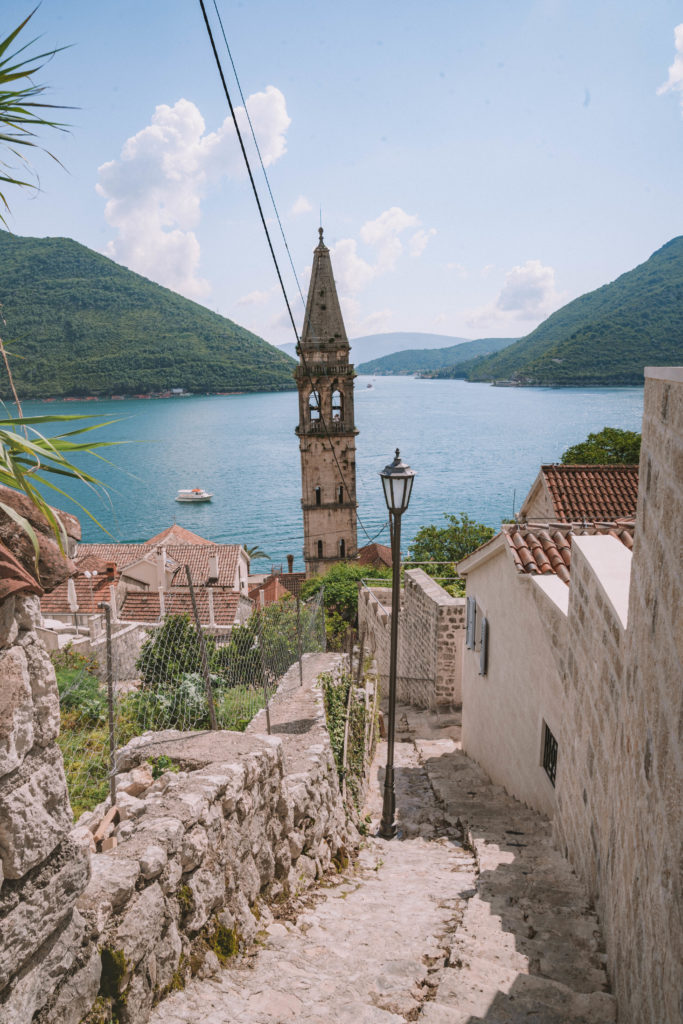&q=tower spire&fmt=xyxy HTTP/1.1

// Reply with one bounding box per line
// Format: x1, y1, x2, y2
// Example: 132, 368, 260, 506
295, 228, 358, 577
